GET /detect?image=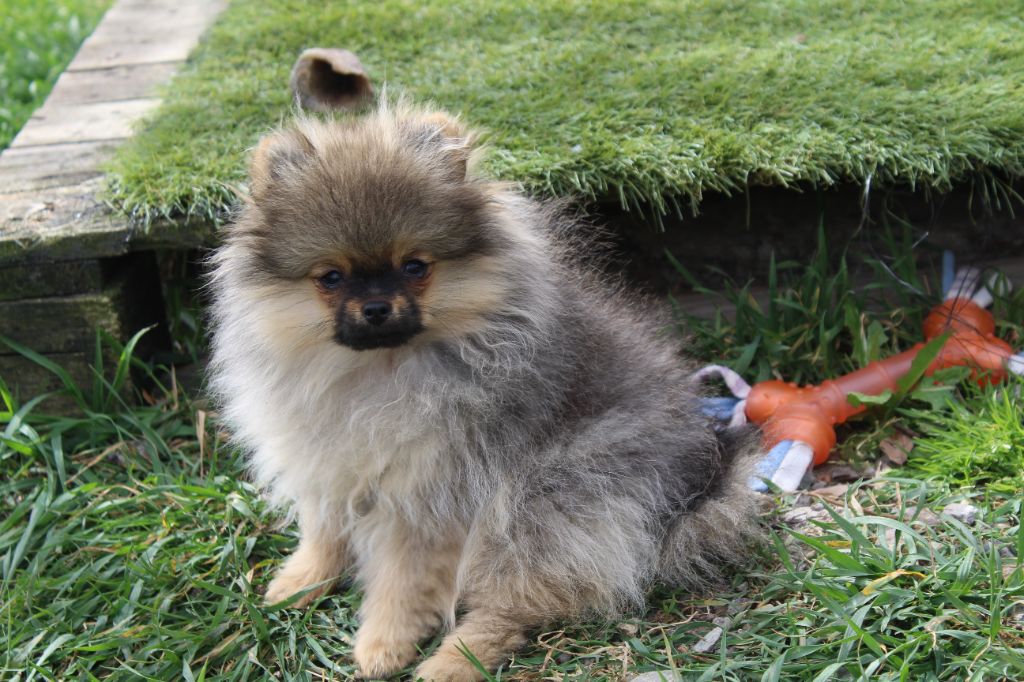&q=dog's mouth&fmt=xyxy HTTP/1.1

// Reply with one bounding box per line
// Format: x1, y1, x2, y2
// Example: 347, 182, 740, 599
333, 323, 423, 350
